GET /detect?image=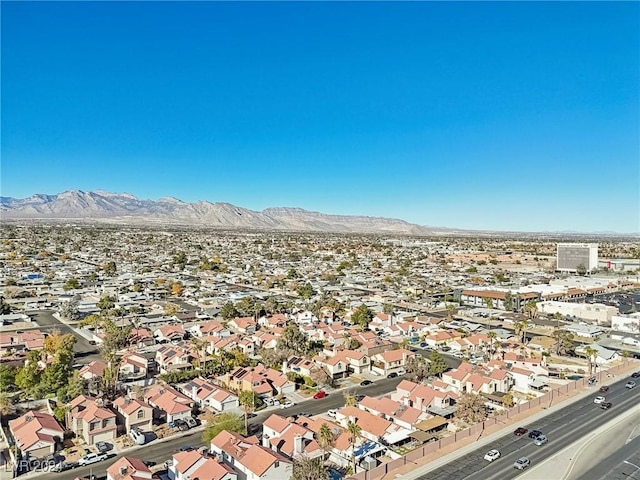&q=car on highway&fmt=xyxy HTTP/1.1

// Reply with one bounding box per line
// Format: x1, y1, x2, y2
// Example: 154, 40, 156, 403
313, 391, 327, 399
483, 449, 501, 462
528, 429, 542, 439
534, 435, 548, 446
78, 453, 108, 466
600, 402, 613, 410
631, 372, 640, 378
513, 457, 531, 470
599, 385, 610, 393
360, 380, 373, 386
594, 396, 606, 404
387, 372, 398, 378
514, 427, 528, 436
625, 381, 637, 389
280, 400, 295, 409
